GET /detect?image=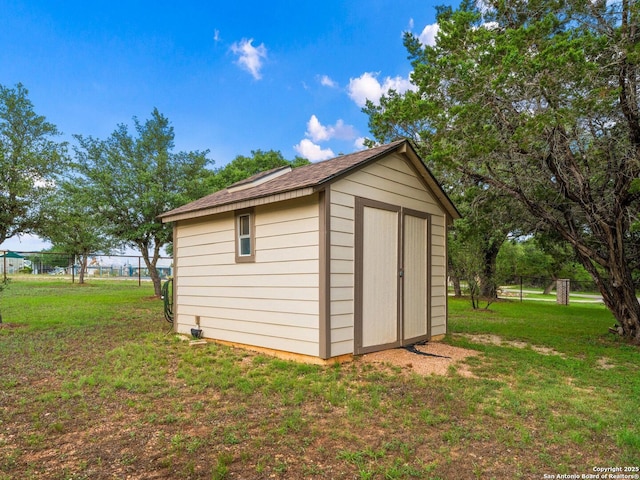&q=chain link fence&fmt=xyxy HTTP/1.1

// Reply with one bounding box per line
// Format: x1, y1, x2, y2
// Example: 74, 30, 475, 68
498, 276, 601, 303
501, 275, 598, 293
1, 250, 173, 285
